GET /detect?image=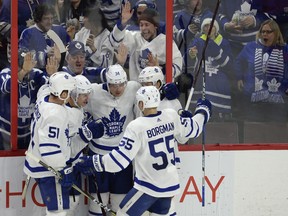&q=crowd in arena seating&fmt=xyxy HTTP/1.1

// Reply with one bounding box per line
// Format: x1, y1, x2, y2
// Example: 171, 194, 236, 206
0, 0, 287, 147
0, 0, 288, 215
